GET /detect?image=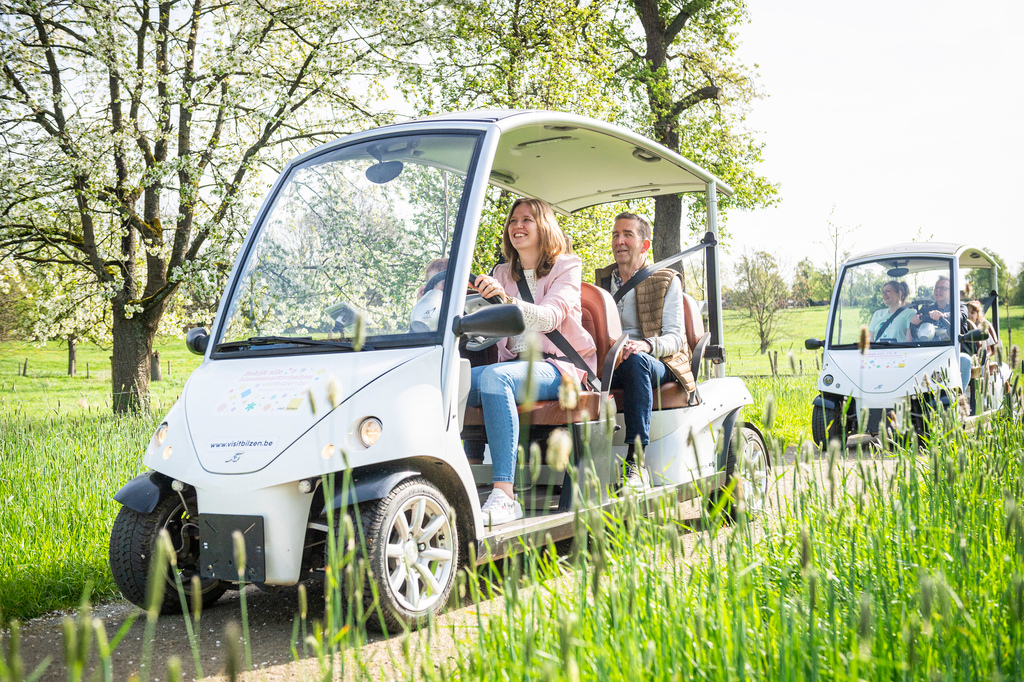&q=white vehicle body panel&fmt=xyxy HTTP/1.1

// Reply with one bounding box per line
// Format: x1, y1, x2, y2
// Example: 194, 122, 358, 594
119, 110, 749, 595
